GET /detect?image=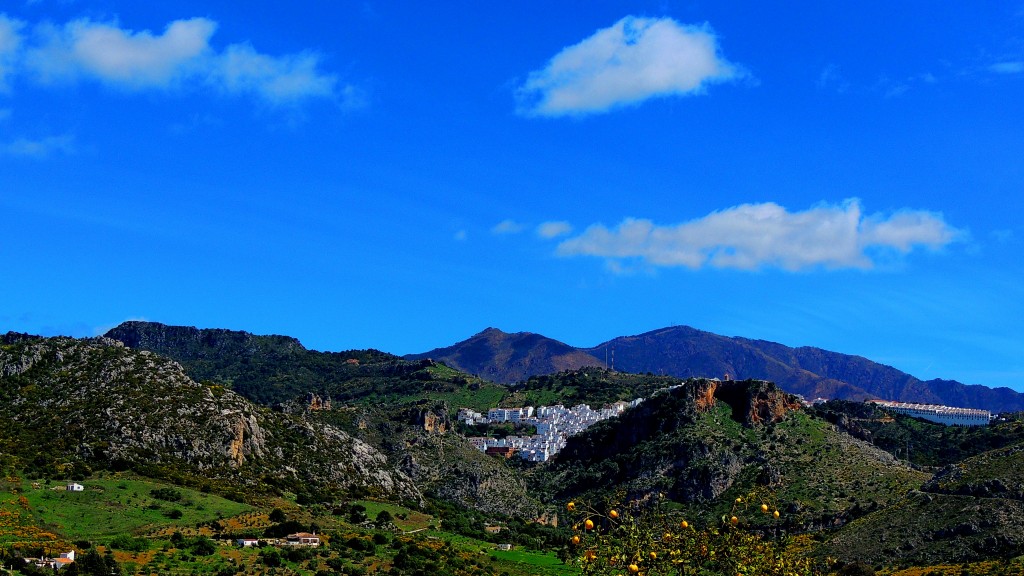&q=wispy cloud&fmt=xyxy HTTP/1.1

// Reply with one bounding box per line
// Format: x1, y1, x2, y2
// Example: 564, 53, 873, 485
537, 221, 573, 238
3, 133, 74, 157
0, 14, 23, 90
990, 61, 1024, 74
816, 63, 848, 93
554, 199, 963, 272
492, 219, 526, 234
516, 16, 745, 117
1, 13, 349, 106
214, 42, 338, 104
